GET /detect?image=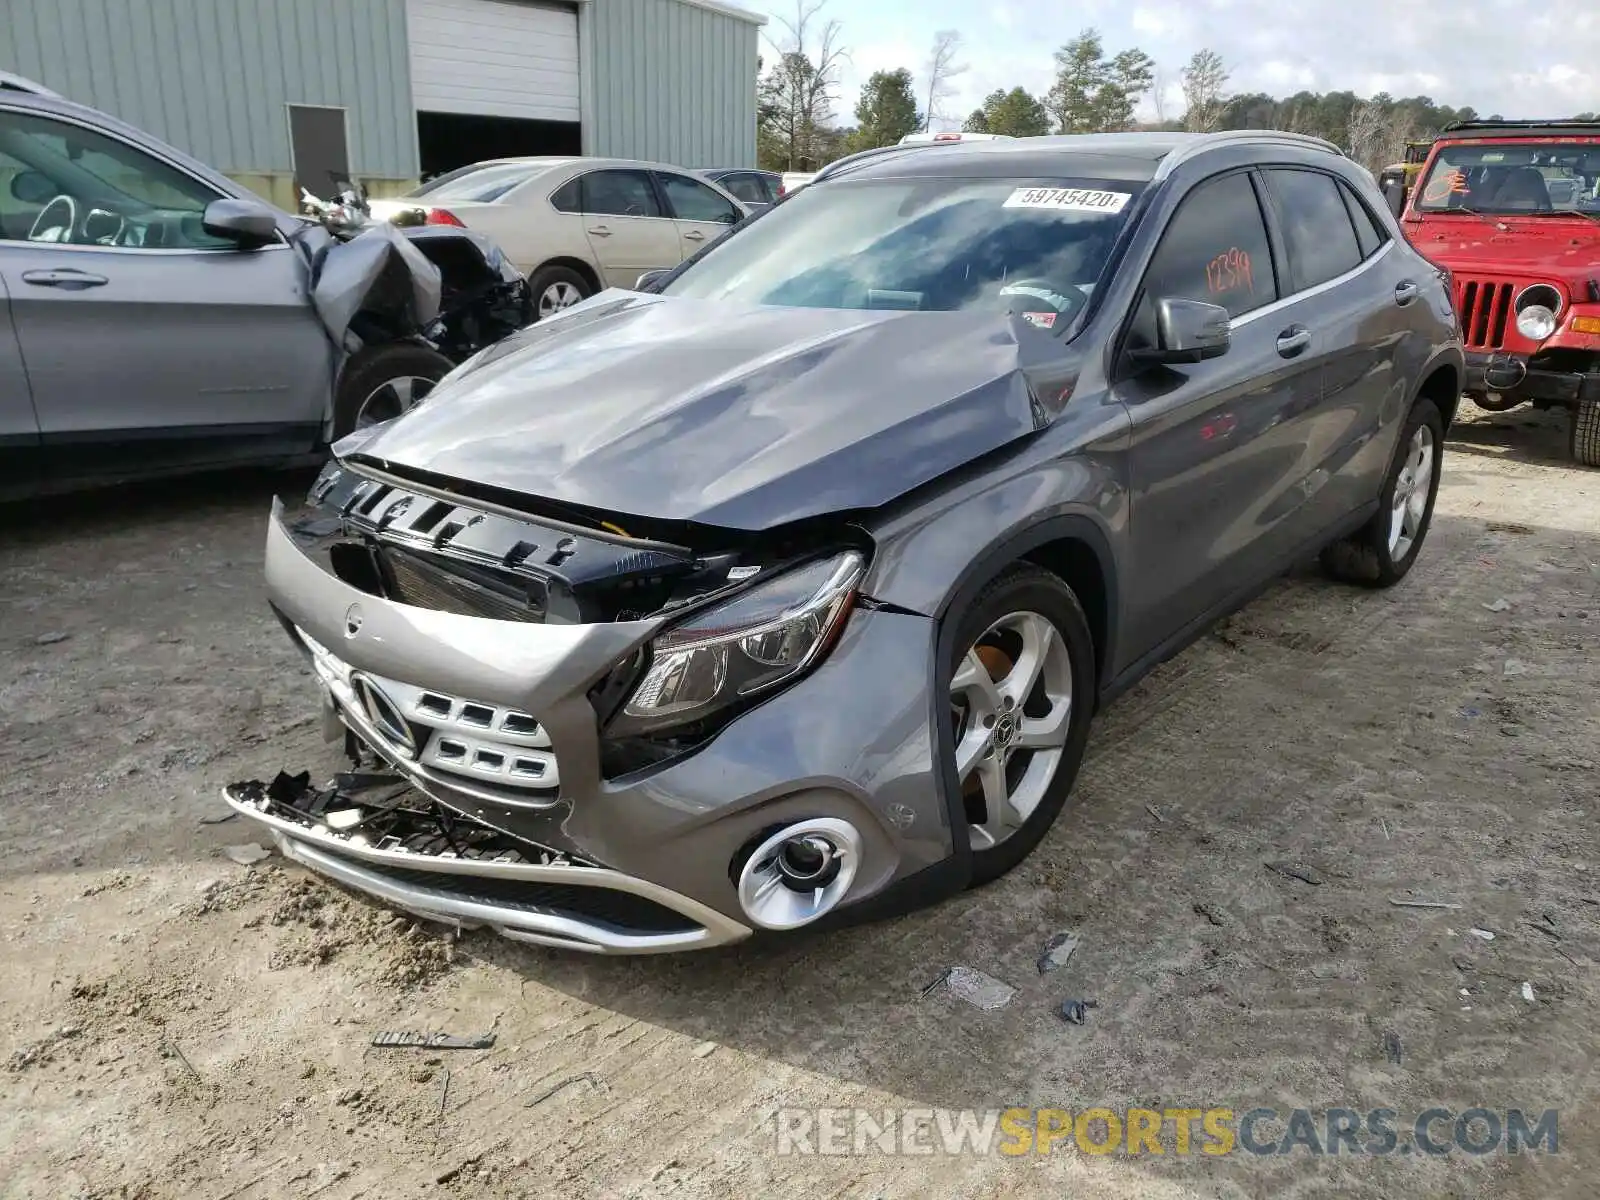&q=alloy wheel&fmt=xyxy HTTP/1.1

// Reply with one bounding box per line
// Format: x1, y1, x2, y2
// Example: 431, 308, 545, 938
354, 375, 437, 430
538, 280, 584, 318
949, 610, 1074, 851
1388, 423, 1435, 561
